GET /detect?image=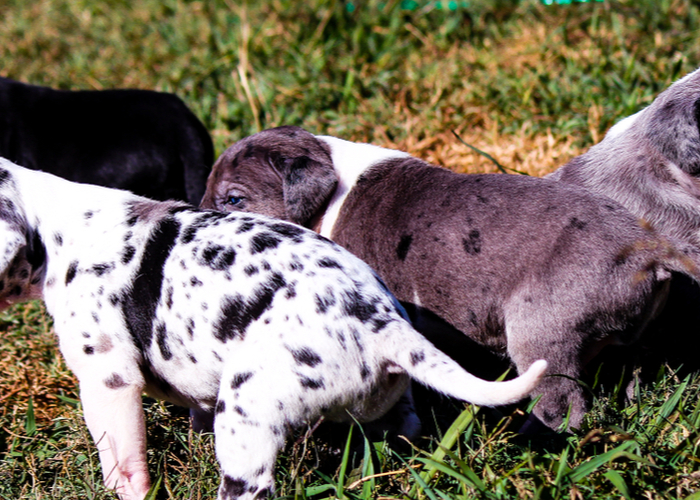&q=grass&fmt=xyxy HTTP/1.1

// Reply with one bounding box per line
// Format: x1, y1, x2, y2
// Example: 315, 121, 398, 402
1, 0, 700, 498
